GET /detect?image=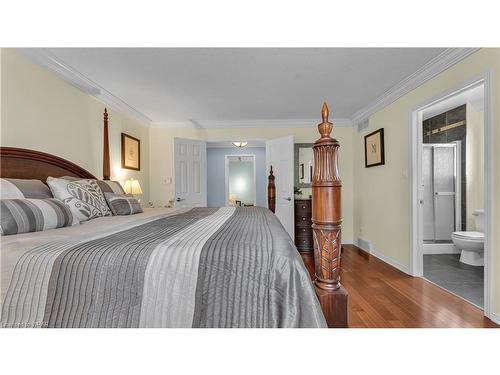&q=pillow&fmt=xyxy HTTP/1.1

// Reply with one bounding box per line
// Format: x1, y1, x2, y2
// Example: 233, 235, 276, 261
60, 176, 125, 195
104, 192, 143, 216
0, 178, 53, 199
97, 180, 126, 195
0, 198, 78, 236
46, 177, 112, 222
